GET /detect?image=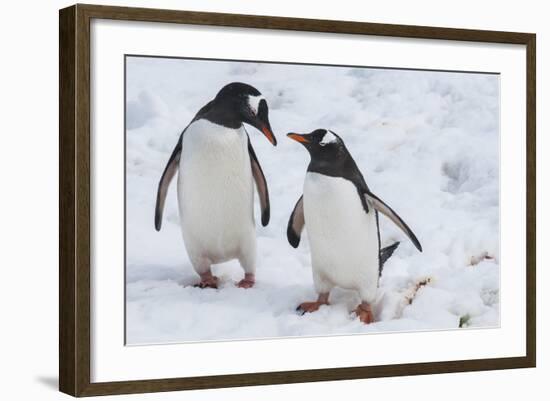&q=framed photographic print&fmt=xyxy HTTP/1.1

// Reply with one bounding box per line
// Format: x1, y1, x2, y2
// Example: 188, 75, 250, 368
59, 3, 536, 397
